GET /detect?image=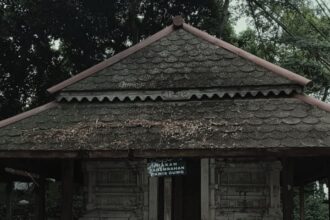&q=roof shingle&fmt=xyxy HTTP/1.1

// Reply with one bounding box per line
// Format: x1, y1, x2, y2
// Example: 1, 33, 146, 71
61, 29, 298, 92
